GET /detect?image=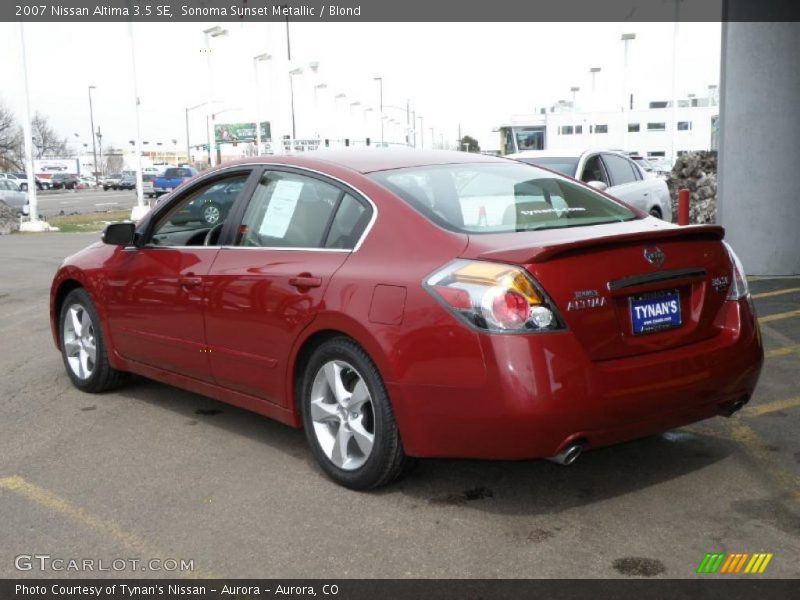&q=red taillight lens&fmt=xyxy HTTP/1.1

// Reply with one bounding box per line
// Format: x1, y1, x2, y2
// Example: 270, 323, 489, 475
425, 260, 564, 333
489, 289, 529, 328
